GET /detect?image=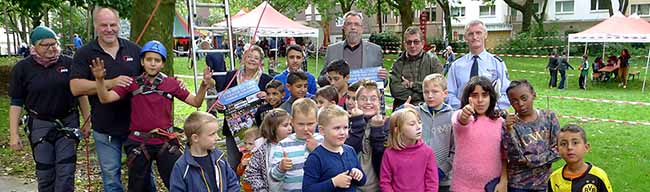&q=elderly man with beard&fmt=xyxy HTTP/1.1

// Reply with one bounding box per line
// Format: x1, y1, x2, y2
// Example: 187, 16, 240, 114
318, 10, 386, 87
